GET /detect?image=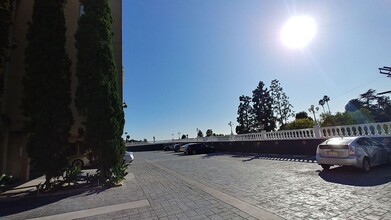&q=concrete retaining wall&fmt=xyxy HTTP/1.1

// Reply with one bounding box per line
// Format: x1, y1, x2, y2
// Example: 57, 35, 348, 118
127, 136, 391, 156
126, 139, 325, 155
